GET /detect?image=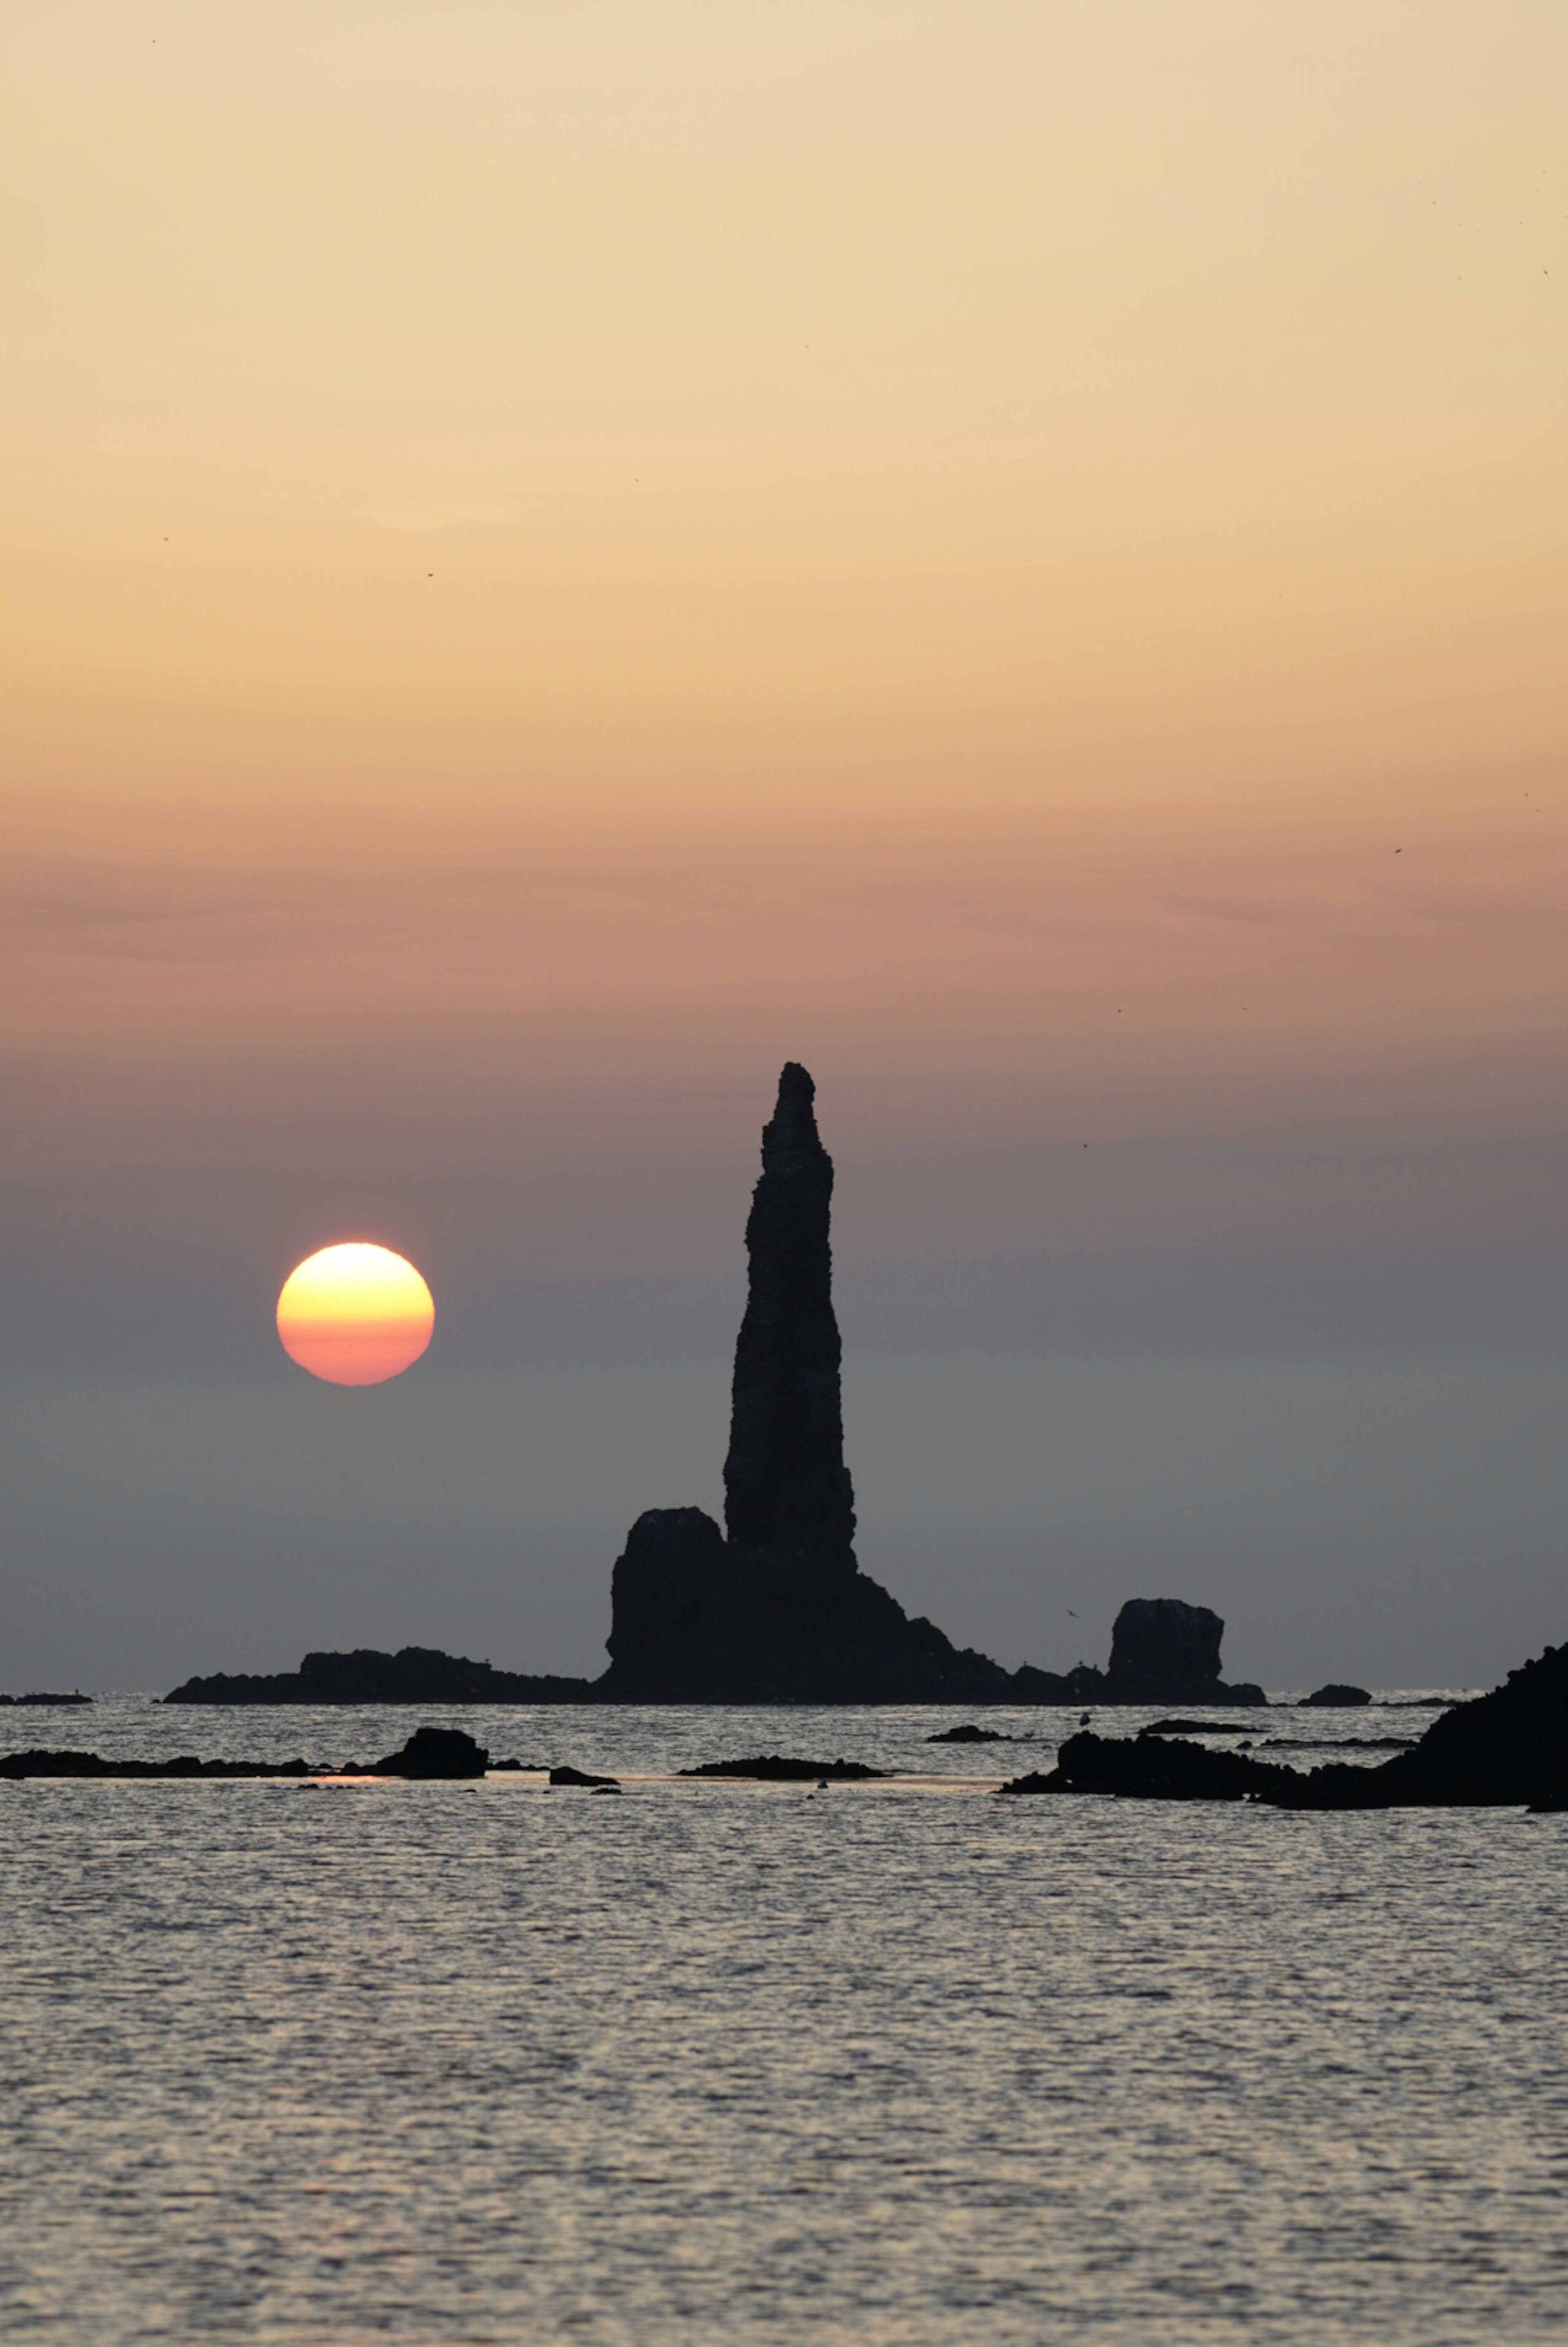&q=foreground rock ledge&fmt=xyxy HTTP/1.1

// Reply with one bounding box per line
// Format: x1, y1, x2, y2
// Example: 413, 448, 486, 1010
999, 1641, 1568, 1811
